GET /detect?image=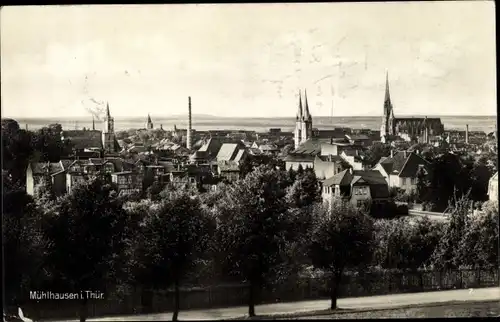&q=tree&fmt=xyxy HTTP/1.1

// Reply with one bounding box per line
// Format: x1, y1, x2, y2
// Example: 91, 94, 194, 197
468, 157, 493, 201
129, 191, 214, 321
372, 217, 445, 271
454, 200, 498, 269
31, 124, 71, 162
286, 168, 320, 208
362, 142, 391, 168
240, 154, 285, 178
415, 166, 430, 203
296, 164, 304, 176
287, 167, 297, 183
2, 119, 33, 186
213, 166, 292, 317
430, 192, 474, 270
42, 177, 129, 322
307, 199, 374, 309
427, 153, 470, 211
2, 186, 46, 307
